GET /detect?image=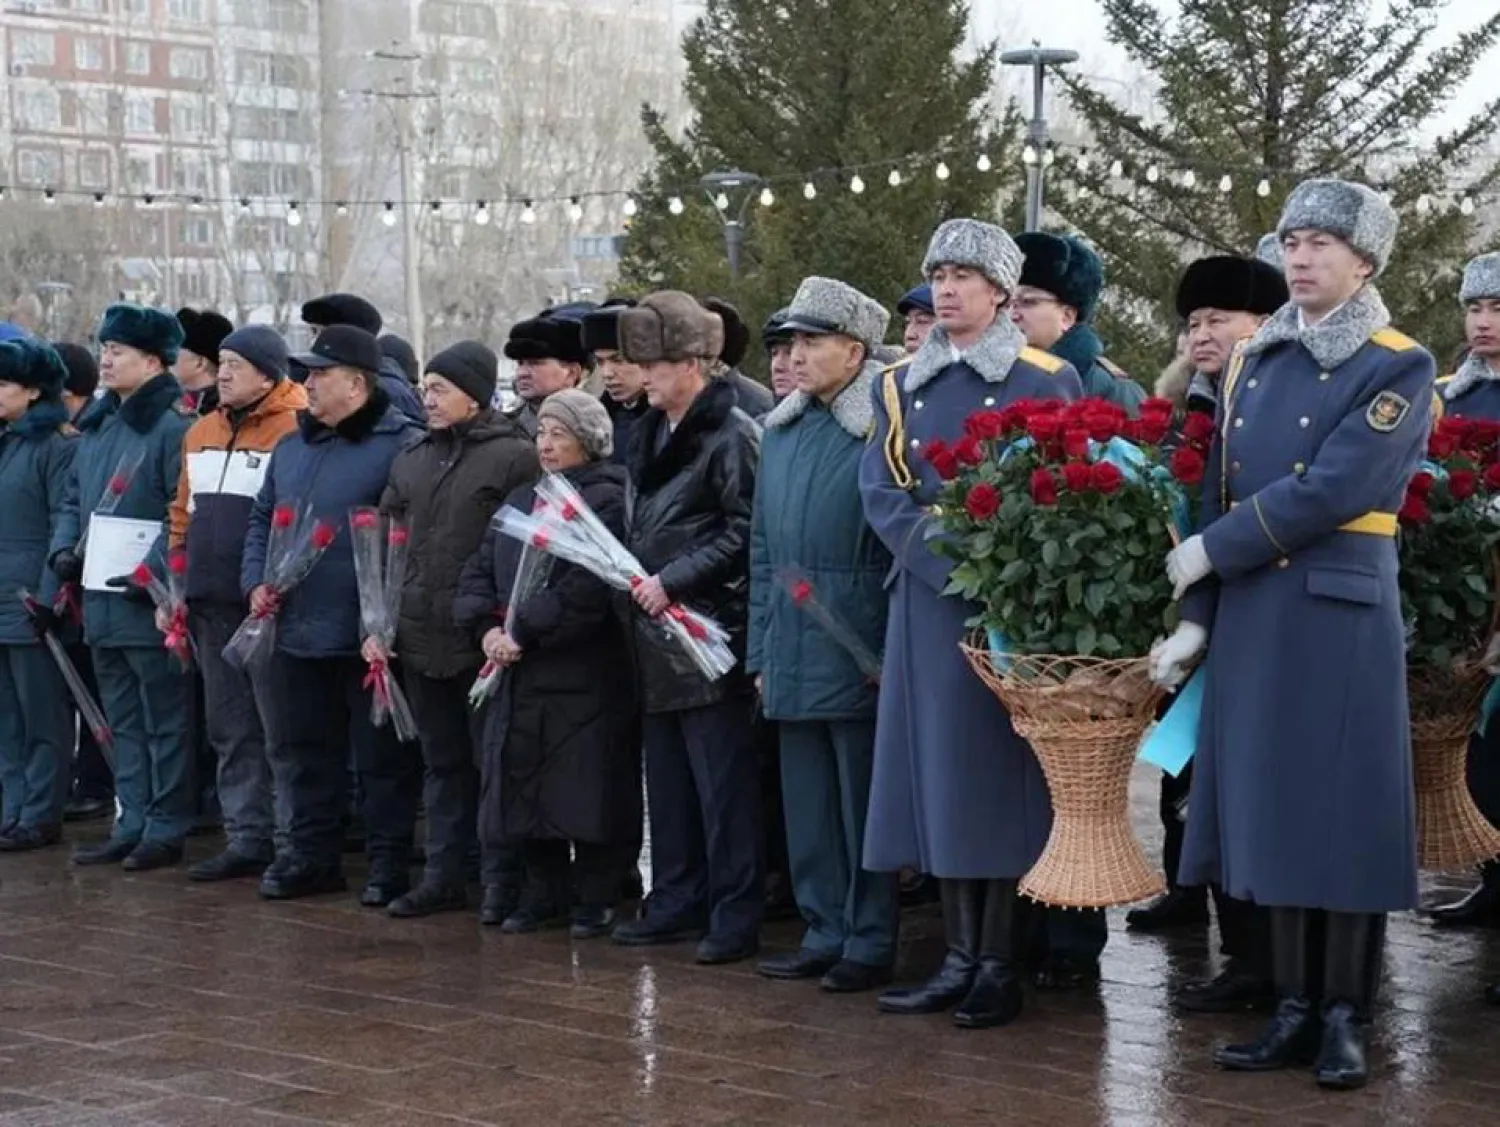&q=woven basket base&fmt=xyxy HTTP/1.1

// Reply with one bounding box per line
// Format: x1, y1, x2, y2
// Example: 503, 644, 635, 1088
1409, 662, 1500, 872
961, 643, 1165, 908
